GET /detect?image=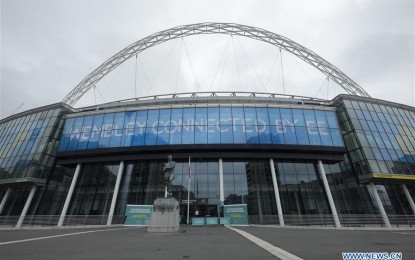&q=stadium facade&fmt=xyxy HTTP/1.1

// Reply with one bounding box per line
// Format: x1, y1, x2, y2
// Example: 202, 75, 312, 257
0, 23, 414, 227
